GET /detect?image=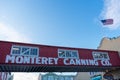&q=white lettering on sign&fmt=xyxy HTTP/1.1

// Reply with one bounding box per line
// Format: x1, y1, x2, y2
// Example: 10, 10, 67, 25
63, 59, 98, 66
5, 55, 15, 63
101, 60, 112, 66
5, 55, 112, 66
16, 56, 23, 63
24, 56, 31, 64
5, 55, 58, 65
